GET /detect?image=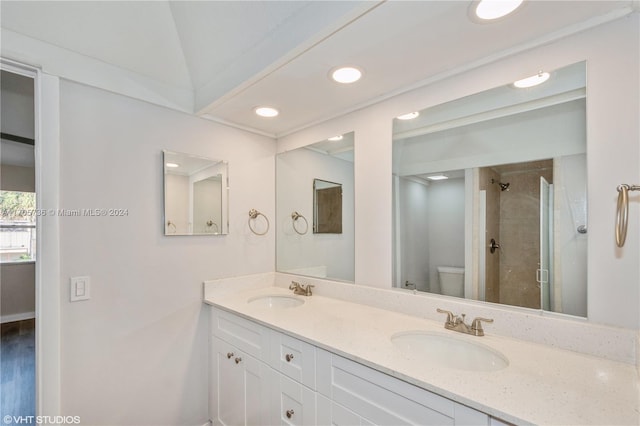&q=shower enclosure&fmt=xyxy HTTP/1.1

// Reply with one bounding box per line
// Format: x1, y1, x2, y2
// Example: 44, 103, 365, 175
478, 156, 586, 314
479, 159, 553, 310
